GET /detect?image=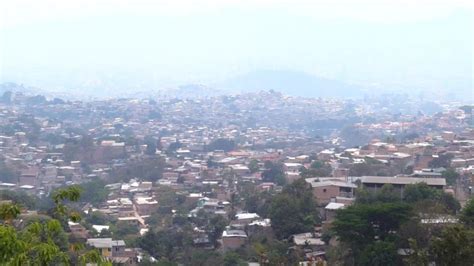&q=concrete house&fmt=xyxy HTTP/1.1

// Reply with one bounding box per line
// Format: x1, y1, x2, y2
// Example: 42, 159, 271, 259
222, 229, 247, 251
305, 178, 357, 205
360, 176, 446, 198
